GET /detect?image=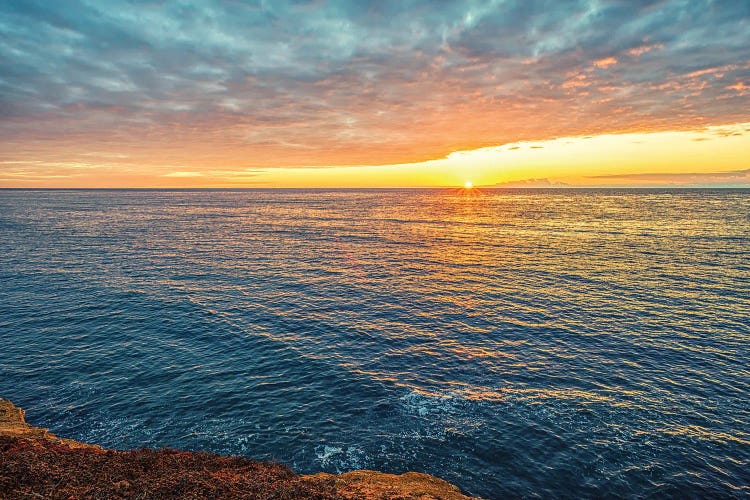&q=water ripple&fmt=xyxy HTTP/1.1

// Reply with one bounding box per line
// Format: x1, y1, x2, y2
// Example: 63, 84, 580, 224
1, 188, 748, 498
